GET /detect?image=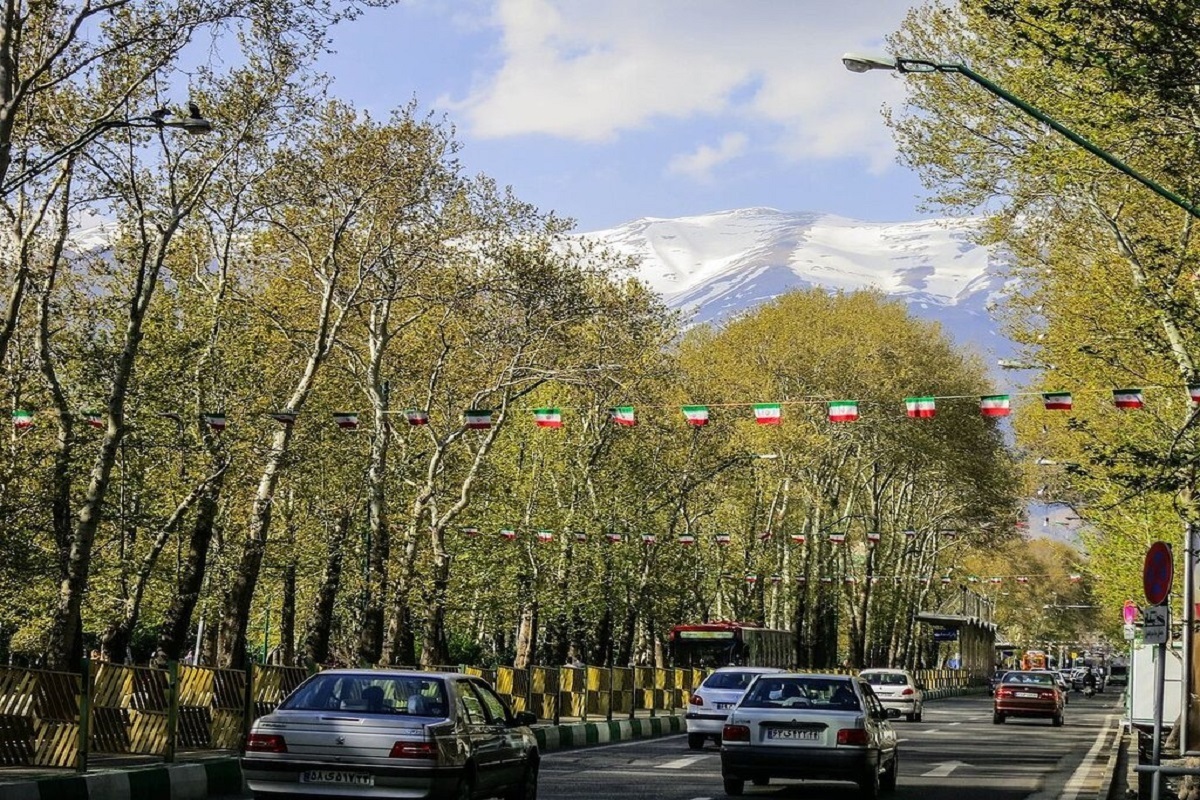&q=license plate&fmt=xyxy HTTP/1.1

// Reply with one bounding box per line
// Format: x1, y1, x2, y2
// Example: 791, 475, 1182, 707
300, 770, 374, 786
1015, 691, 1038, 698
716, 702, 734, 710
766, 728, 819, 740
